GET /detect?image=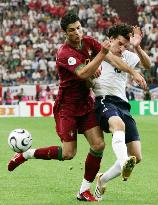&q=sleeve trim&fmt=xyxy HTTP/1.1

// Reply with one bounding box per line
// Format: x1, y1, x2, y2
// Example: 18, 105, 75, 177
74, 64, 86, 73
